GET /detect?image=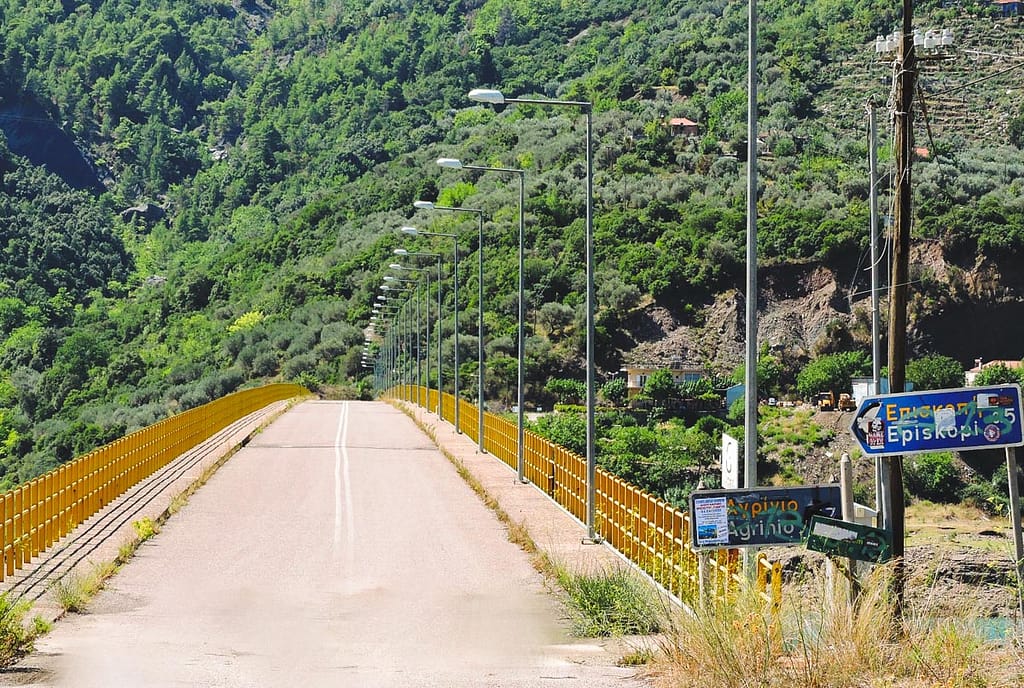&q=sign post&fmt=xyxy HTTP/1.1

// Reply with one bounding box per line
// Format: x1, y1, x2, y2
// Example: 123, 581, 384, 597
850, 384, 1024, 617
1006, 447, 1024, 620
806, 515, 892, 563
